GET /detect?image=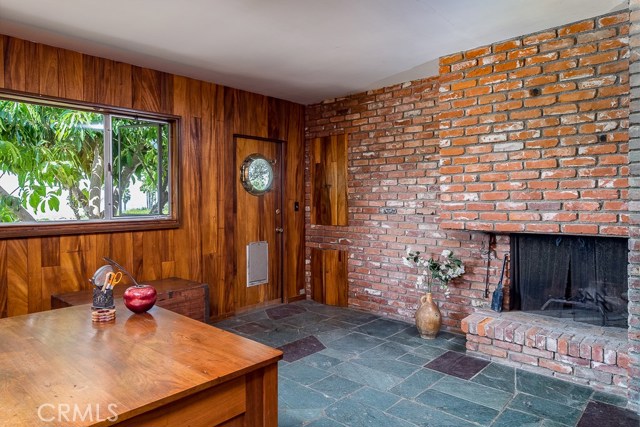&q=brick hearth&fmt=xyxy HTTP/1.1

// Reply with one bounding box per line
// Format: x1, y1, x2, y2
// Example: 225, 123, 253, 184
462, 311, 629, 396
